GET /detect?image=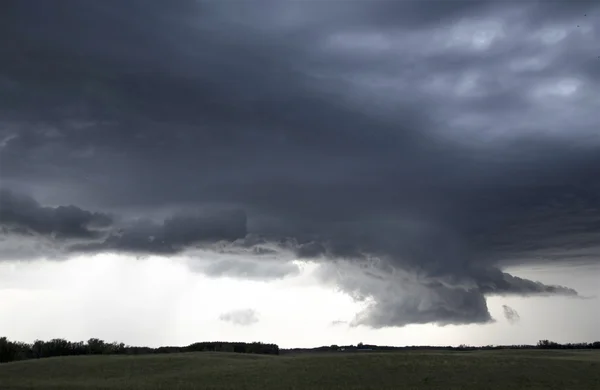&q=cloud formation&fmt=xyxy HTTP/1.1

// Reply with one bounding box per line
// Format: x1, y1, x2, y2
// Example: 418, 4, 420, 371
502, 305, 521, 325
219, 309, 260, 327
1, 0, 600, 327
0, 189, 111, 239
72, 209, 248, 255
